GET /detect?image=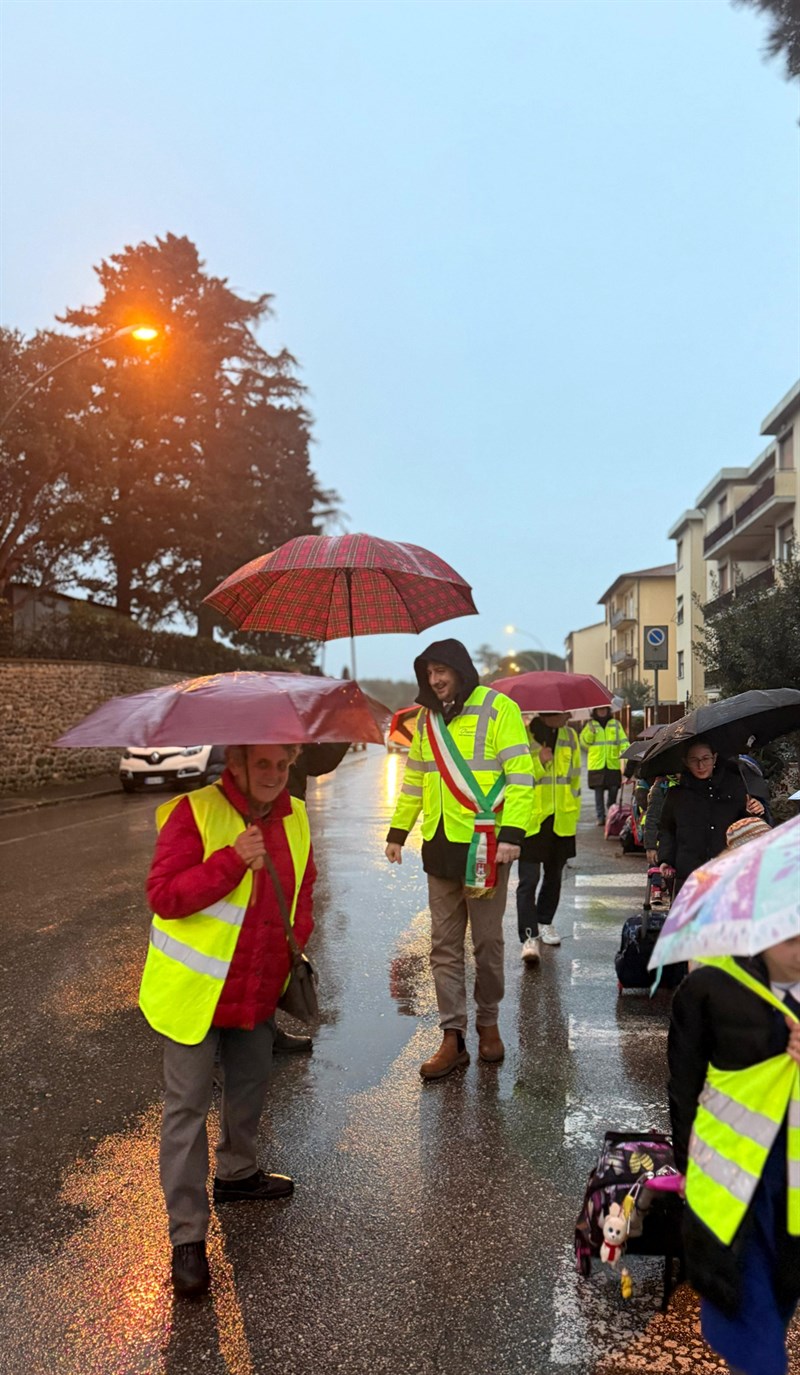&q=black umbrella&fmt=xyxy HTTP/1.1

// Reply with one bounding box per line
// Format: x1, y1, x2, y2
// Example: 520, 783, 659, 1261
637, 689, 800, 779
